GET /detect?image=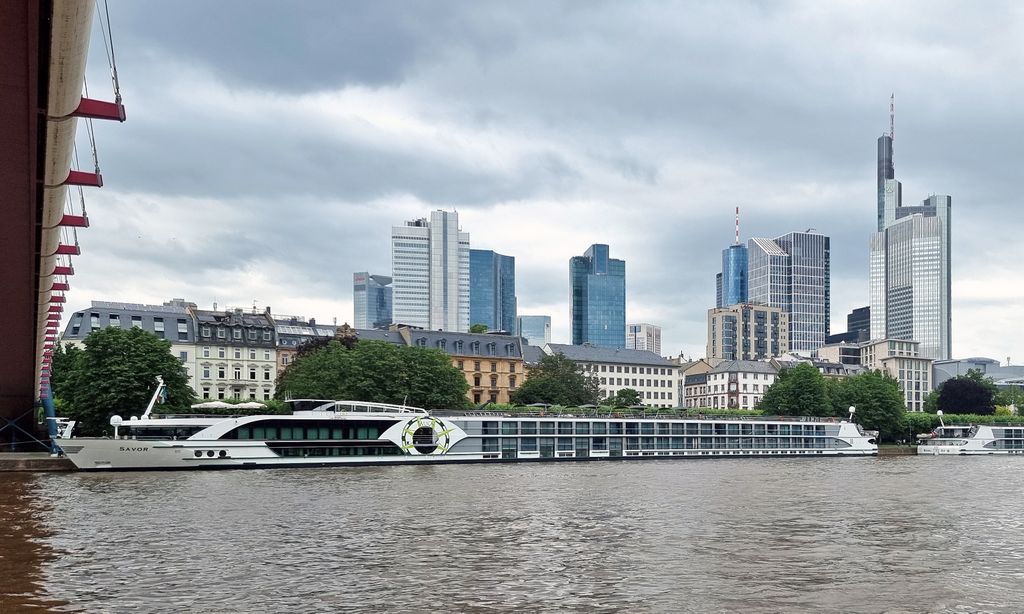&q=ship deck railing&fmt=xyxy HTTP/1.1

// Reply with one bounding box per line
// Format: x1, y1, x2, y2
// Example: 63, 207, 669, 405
431, 409, 844, 422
